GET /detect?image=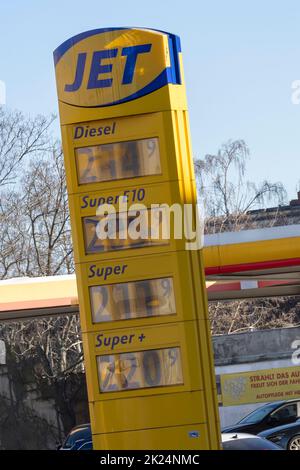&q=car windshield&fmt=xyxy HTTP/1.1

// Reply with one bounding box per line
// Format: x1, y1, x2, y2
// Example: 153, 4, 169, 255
238, 403, 280, 424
